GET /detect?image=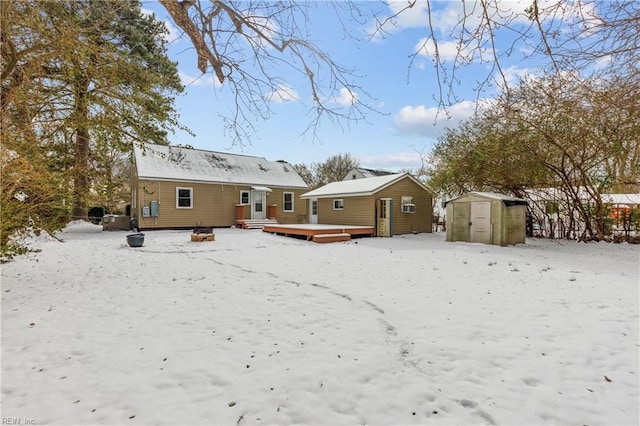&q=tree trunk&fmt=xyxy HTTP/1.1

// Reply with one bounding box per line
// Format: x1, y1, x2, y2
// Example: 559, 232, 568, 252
72, 74, 90, 221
